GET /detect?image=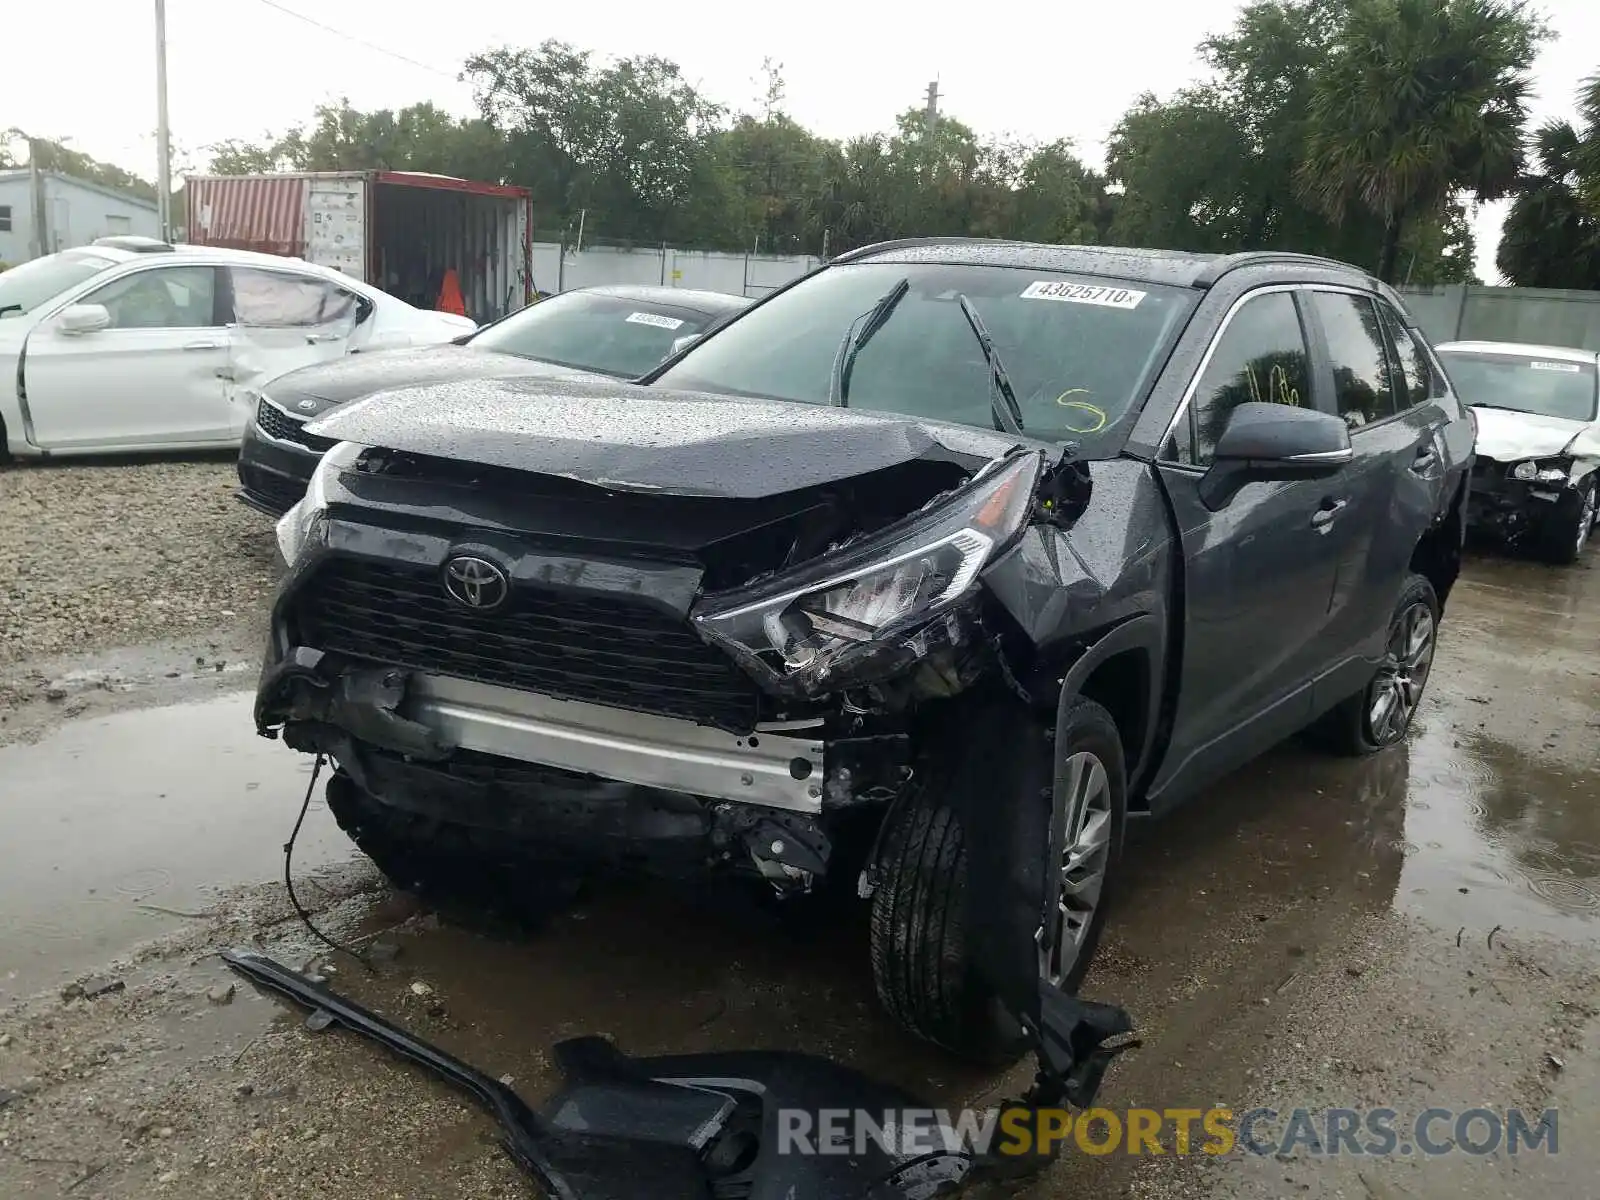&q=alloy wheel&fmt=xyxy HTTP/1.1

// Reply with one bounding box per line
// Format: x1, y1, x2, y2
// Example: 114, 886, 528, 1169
1367, 601, 1436, 745
1037, 751, 1113, 988
1576, 486, 1595, 554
